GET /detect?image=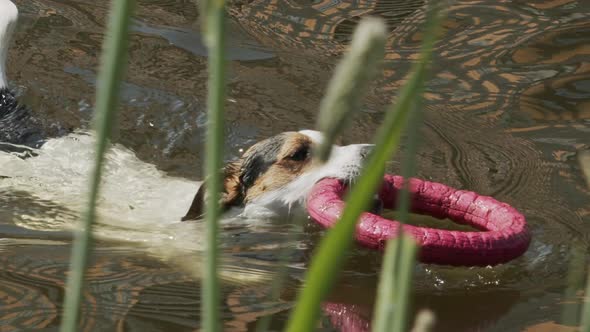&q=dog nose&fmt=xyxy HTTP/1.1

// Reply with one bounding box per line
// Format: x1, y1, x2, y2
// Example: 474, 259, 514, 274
359, 145, 373, 159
